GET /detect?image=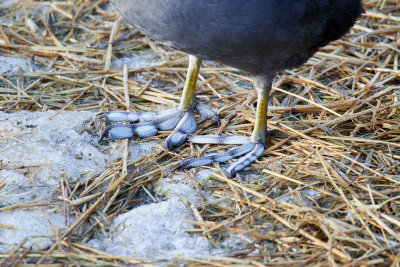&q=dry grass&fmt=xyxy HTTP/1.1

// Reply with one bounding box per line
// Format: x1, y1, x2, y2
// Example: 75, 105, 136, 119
0, 0, 400, 265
